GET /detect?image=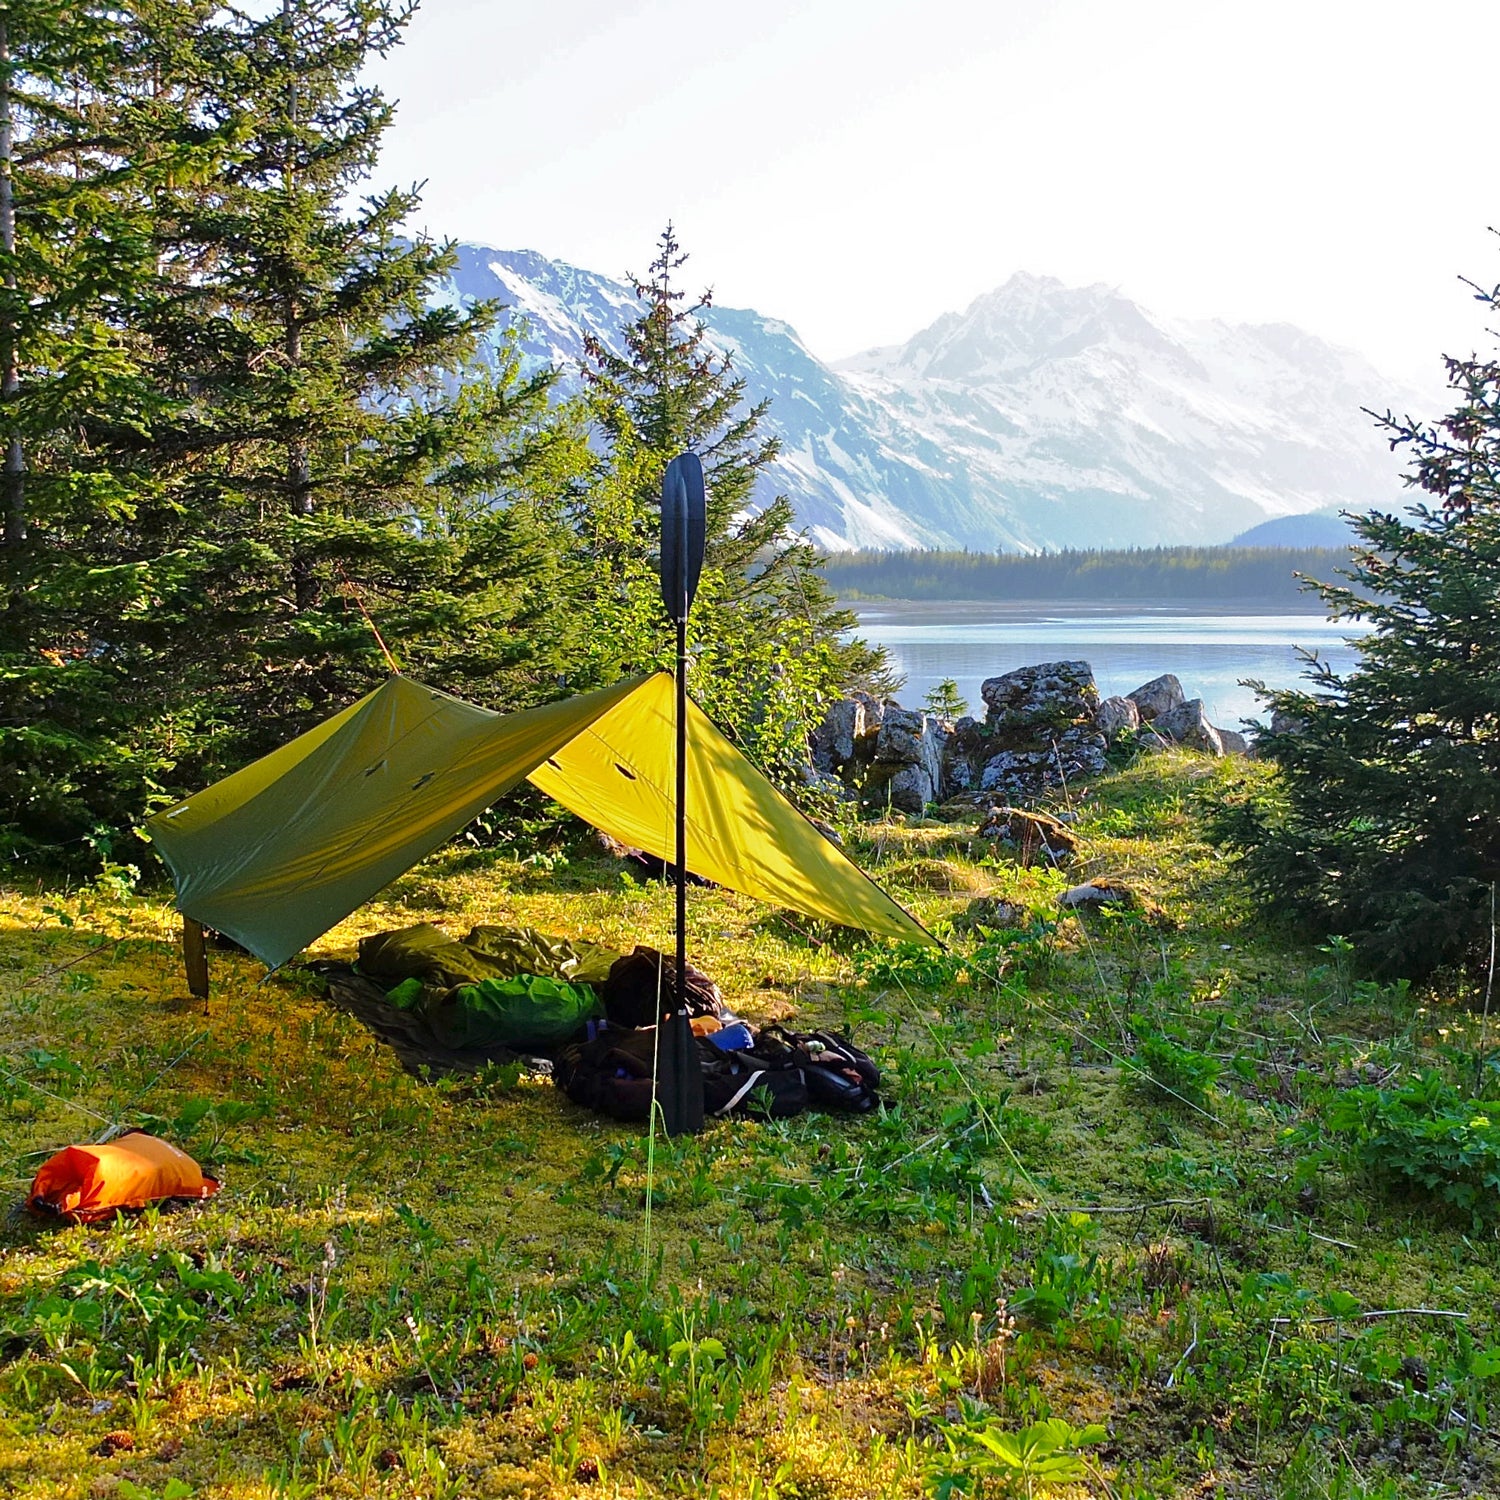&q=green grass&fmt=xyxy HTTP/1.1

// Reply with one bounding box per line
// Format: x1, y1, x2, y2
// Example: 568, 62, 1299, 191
0, 749, 1497, 1498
